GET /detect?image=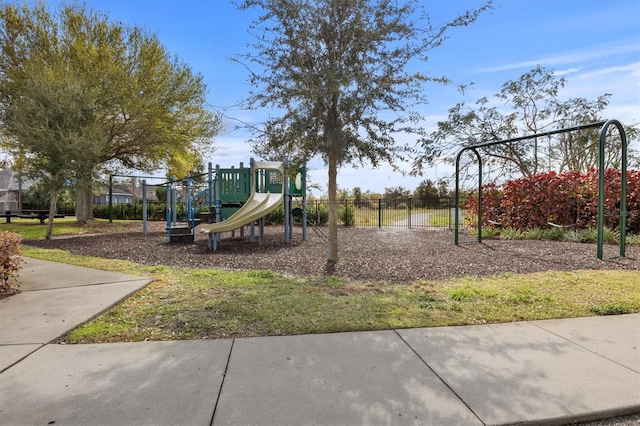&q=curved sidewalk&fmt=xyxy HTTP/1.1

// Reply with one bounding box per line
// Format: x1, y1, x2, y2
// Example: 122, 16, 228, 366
0, 258, 638, 425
